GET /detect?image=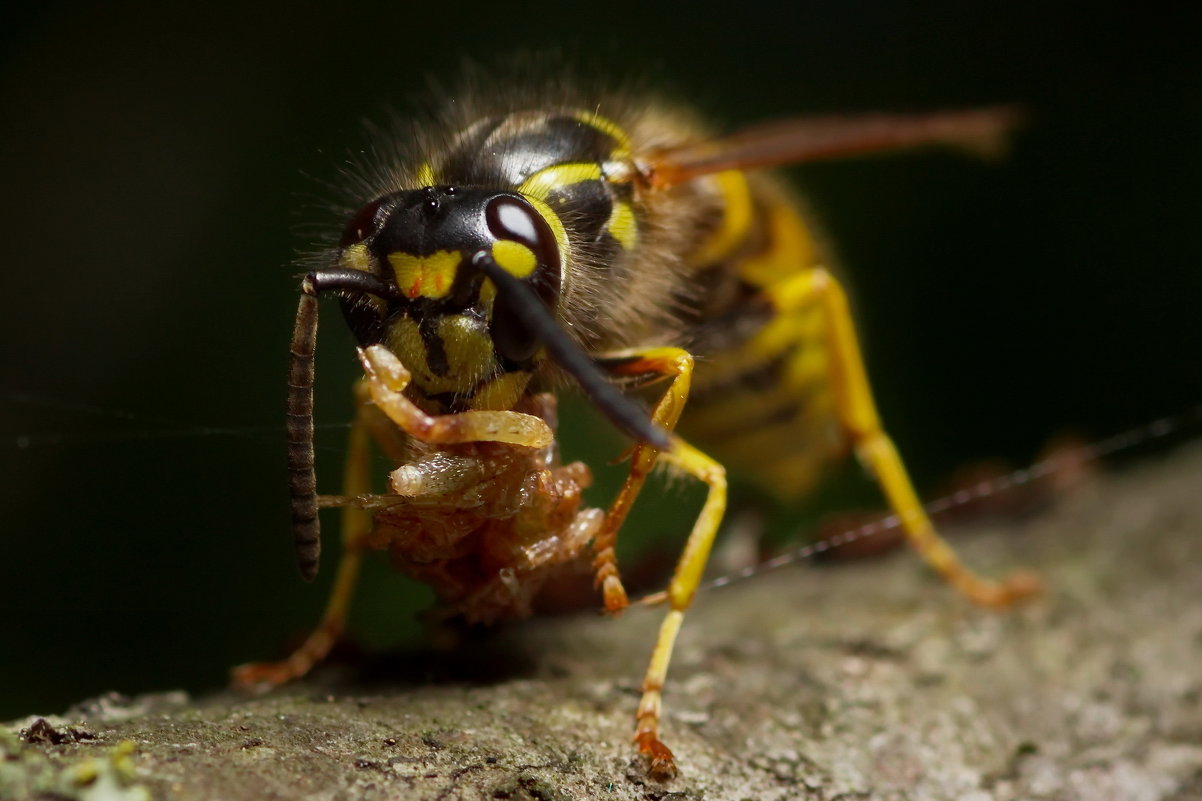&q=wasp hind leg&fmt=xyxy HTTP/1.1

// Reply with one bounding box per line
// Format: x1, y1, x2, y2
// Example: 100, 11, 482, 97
590, 348, 727, 777
781, 267, 1040, 606
232, 380, 378, 688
